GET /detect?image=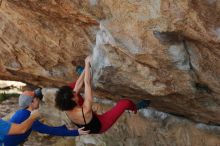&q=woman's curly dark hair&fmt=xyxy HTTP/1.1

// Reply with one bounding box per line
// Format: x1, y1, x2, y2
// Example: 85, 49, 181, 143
55, 86, 77, 111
